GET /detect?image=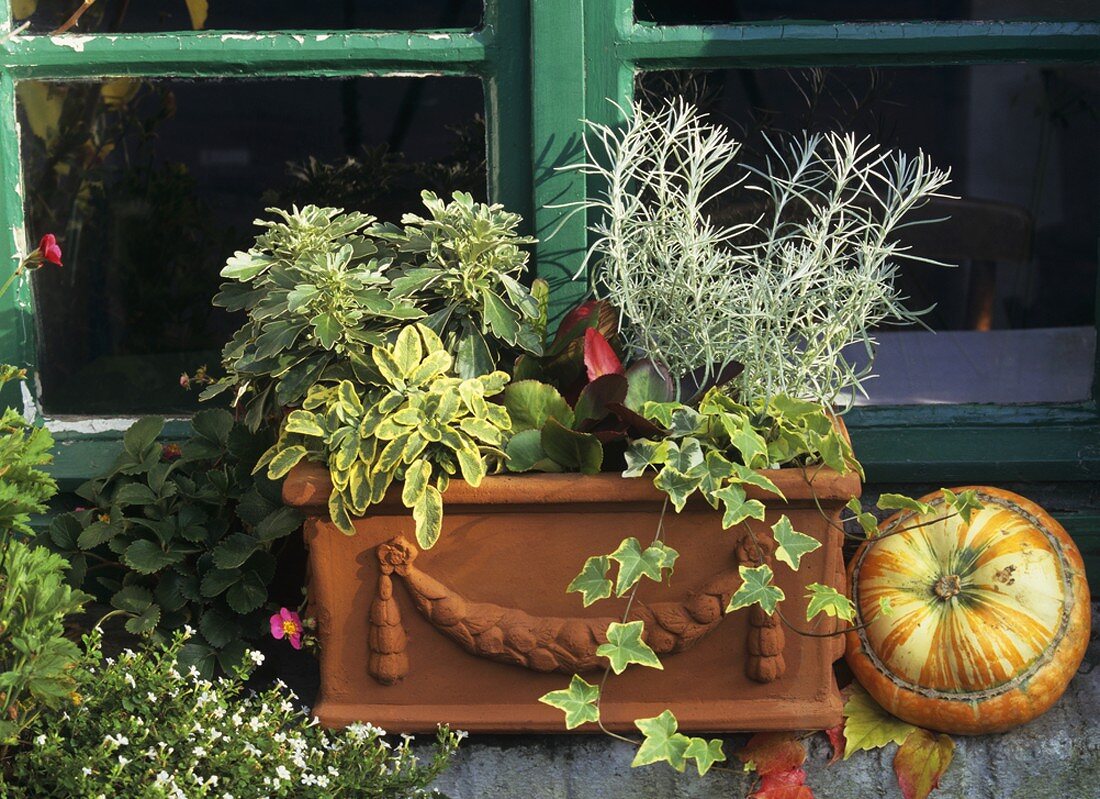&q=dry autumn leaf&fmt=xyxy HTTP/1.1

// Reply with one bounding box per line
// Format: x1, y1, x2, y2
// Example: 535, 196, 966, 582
736, 731, 806, 774
893, 728, 955, 799
823, 724, 845, 766
752, 768, 813, 799
184, 0, 208, 29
